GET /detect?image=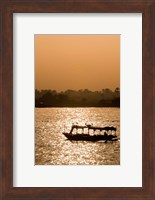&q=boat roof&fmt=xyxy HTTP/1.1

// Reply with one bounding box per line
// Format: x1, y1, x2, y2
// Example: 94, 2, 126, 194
71, 125, 116, 131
